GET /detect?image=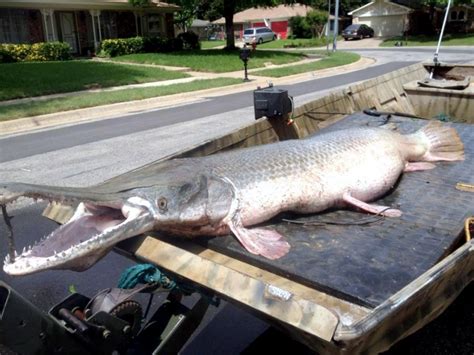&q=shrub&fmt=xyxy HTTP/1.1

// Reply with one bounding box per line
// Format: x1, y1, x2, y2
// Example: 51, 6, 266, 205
289, 16, 312, 39
0, 42, 71, 63
26, 42, 72, 61
177, 31, 200, 50
99, 37, 145, 57
289, 11, 328, 39
0, 43, 31, 62
168, 37, 183, 51
143, 36, 167, 52
99, 34, 199, 57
